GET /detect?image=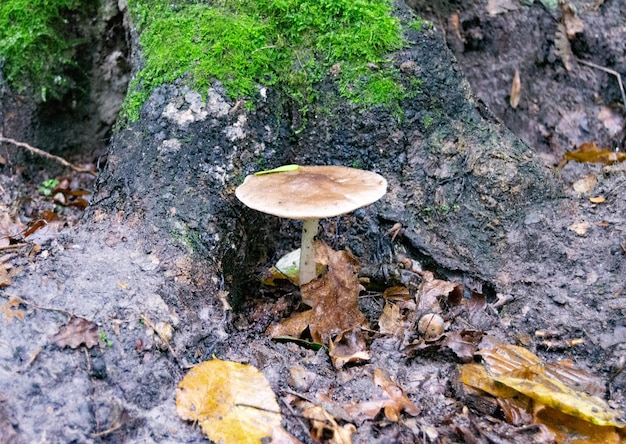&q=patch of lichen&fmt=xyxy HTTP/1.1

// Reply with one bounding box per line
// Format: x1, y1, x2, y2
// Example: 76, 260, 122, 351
0, 0, 88, 101
123, 0, 417, 122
